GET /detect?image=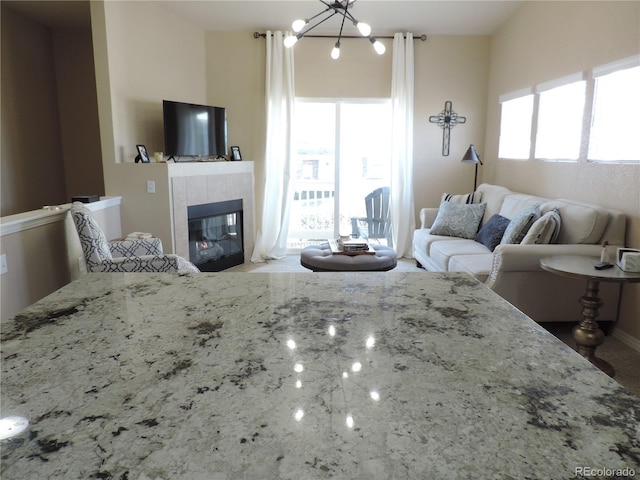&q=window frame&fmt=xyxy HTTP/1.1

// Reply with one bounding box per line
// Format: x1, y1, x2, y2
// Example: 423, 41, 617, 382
498, 89, 534, 161
497, 54, 640, 165
587, 55, 640, 164
533, 72, 587, 163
